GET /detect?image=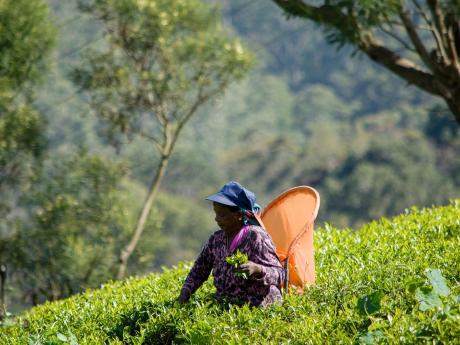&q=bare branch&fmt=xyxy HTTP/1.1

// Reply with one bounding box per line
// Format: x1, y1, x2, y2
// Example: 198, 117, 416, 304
447, 26, 460, 73
170, 78, 229, 154
388, 20, 405, 27
410, 0, 443, 47
427, 0, 449, 51
446, 13, 460, 73
399, 8, 434, 72
378, 24, 415, 52
174, 85, 206, 142
421, 0, 449, 65
411, 0, 430, 25
139, 130, 163, 151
